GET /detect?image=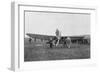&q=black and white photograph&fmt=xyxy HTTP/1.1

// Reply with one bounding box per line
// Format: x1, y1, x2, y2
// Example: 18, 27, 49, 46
24, 11, 90, 62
